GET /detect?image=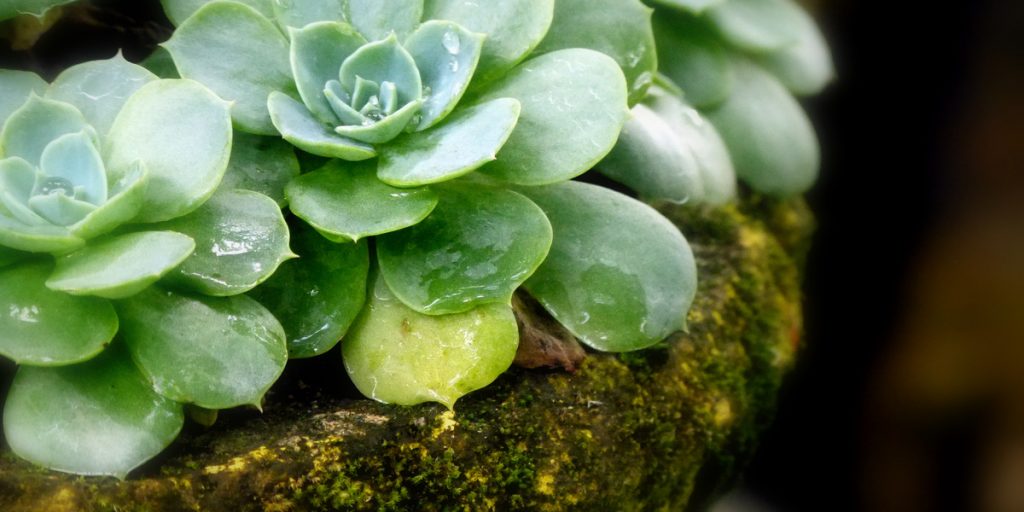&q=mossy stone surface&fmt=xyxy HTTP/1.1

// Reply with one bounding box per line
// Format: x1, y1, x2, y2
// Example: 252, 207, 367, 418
0, 196, 812, 511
